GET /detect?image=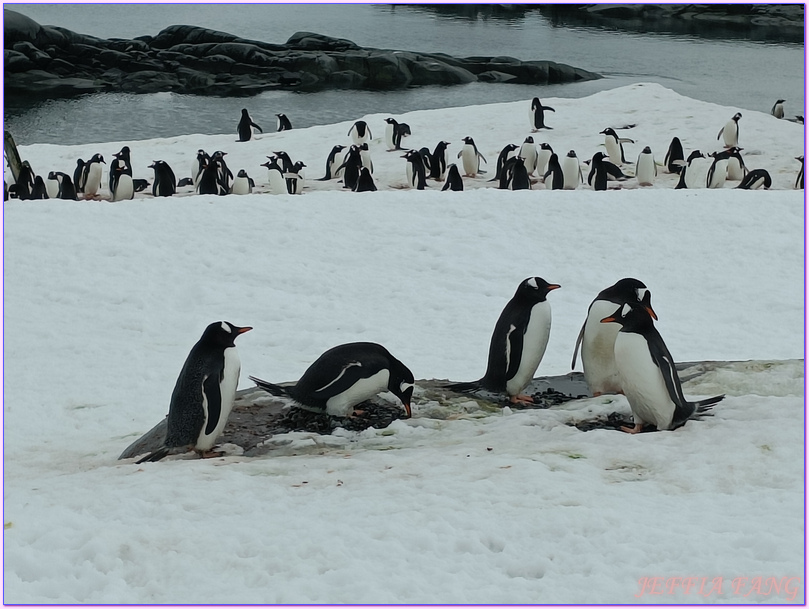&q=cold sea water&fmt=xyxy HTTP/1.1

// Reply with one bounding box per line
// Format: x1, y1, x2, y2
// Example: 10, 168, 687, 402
4, 3, 805, 146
